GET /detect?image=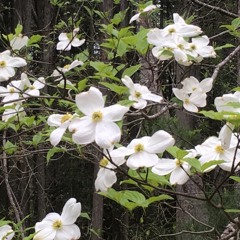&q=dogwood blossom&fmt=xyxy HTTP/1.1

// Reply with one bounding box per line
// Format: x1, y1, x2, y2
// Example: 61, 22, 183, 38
0, 225, 14, 240
111, 130, 175, 170
95, 149, 126, 192
68, 87, 129, 148
121, 75, 162, 109
0, 80, 24, 103
172, 76, 213, 112
47, 113, 74, 146
215, 91, 240, 113
10, 33, 29, 50
173, 88, 206, 112
195, 124, 240, 172
0, 50, 27, 82
152, 150, 196, 185
2, 102, 25, 122
52, 60, 84, 81
21, 73, 45, 97
129, 4, 156, 23
180, 76, 213, 94
56, 28, 85, 51
34, 198, 81, 240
